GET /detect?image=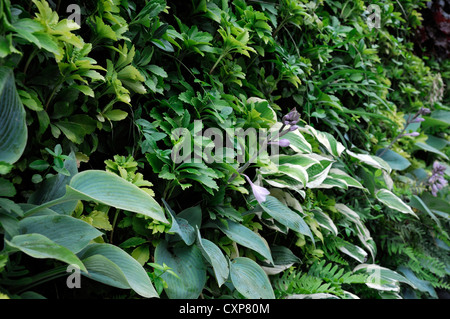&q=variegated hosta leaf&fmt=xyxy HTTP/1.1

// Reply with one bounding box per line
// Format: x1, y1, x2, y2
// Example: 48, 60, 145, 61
319, 168, 365, 190
335, 204, 376, 261
346, 150, 391, 174
299, 125, 345, 157
375, 189, 418, 219
353, 264, 416, 293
